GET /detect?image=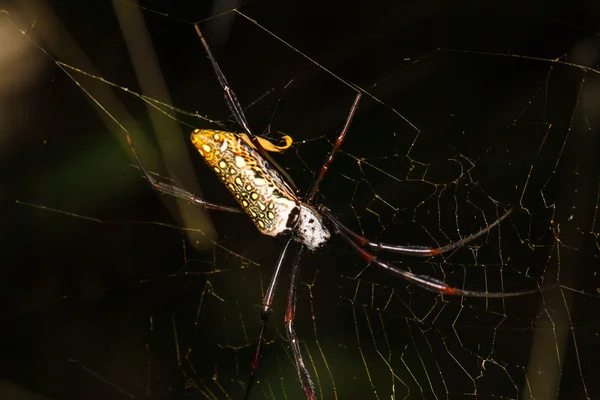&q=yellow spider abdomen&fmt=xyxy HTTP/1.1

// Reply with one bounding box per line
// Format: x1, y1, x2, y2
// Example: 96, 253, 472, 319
191, 129, 298, 237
